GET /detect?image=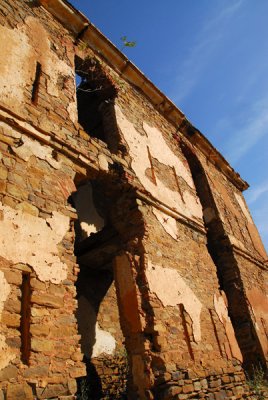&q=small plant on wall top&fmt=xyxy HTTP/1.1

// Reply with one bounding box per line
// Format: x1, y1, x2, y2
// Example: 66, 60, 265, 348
120, 36, 136, 51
